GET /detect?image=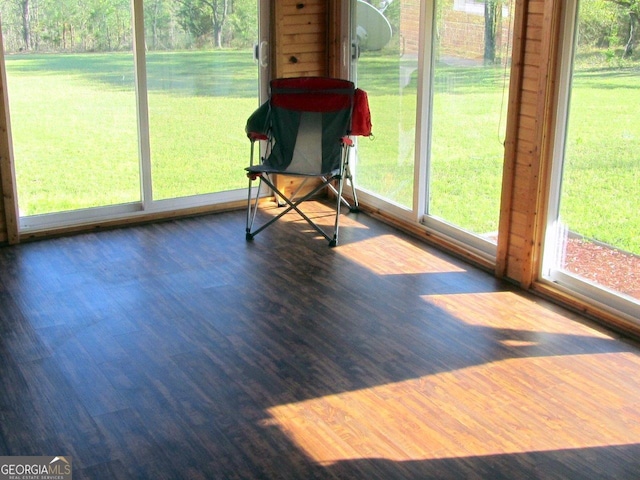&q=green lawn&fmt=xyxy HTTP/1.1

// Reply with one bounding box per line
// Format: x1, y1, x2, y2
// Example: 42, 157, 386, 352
4, 50, 639, 254
357, 60, 514, 236
357, 54, 639, 253
6, 51, 258, 213
561, 67, 640, 252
